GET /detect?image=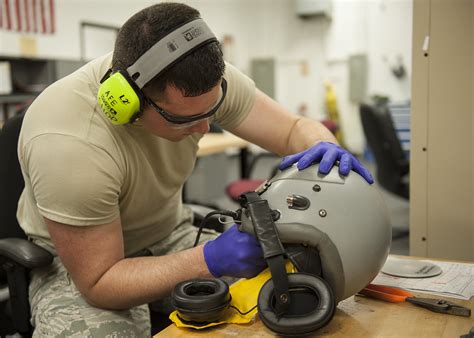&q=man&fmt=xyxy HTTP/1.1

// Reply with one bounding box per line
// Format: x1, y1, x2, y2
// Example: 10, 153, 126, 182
17, 3, 373, 337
